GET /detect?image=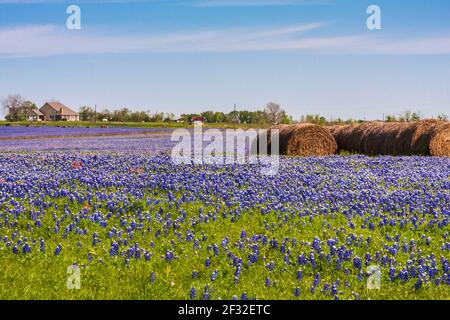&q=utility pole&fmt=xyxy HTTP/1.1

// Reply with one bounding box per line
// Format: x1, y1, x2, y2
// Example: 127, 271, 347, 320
94, 104, 97, 124
234, 104, 237, 130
